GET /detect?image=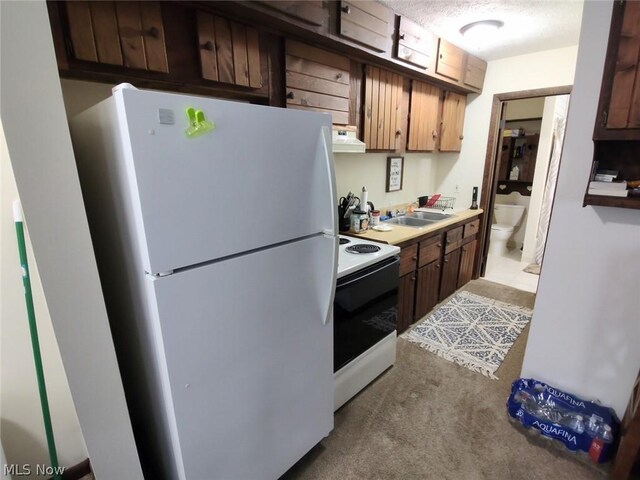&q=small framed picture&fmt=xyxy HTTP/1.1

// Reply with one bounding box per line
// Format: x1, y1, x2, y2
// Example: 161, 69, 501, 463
386, 156, 404, 192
